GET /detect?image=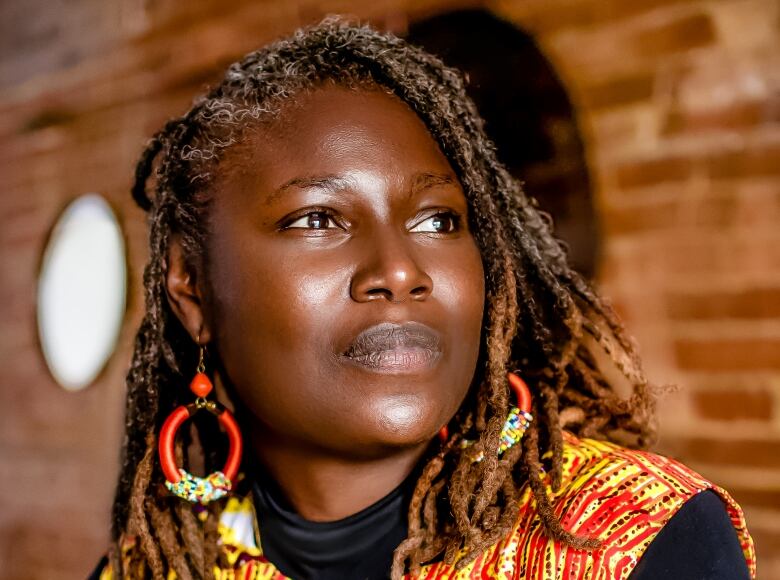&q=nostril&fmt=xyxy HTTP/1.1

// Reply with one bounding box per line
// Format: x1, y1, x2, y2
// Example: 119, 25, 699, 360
350, 257, 434, 303
365, 288, 394, 301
